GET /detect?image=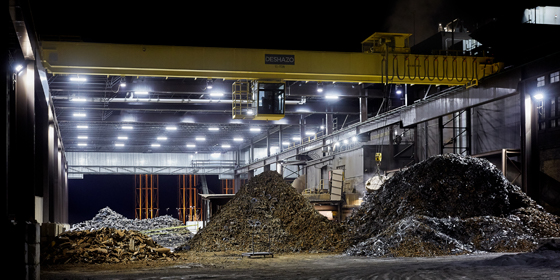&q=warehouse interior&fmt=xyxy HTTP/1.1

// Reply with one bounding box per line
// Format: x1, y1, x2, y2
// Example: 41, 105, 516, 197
5, 1, 560, 279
